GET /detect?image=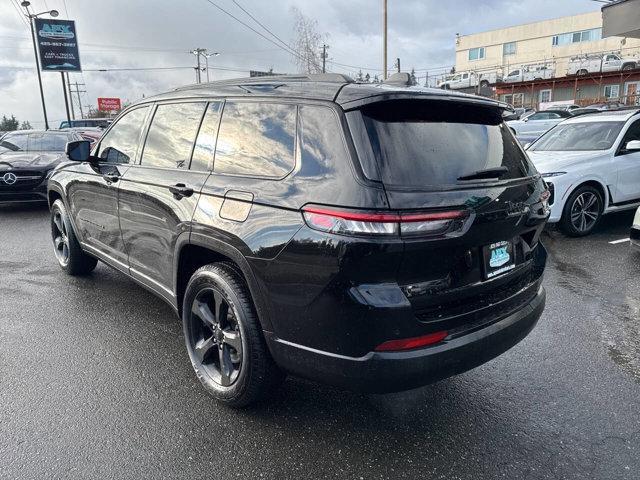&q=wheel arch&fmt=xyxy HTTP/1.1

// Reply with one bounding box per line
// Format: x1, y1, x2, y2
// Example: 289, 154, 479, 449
567, 179, 608, 209
174, 234, 273, 332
